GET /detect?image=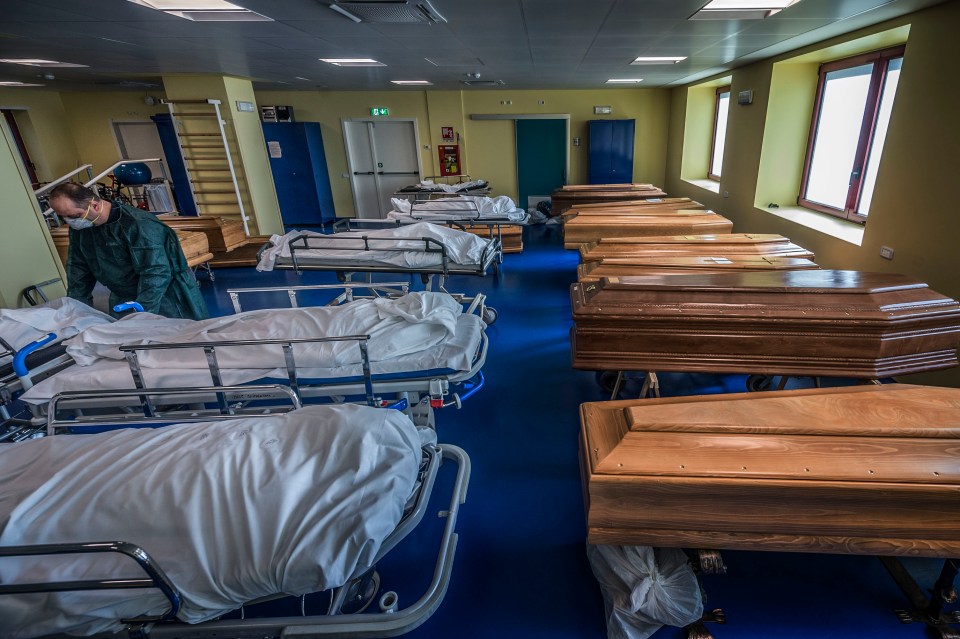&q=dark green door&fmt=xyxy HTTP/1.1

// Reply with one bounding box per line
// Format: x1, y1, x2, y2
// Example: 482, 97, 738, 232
516, 118, 567, 214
